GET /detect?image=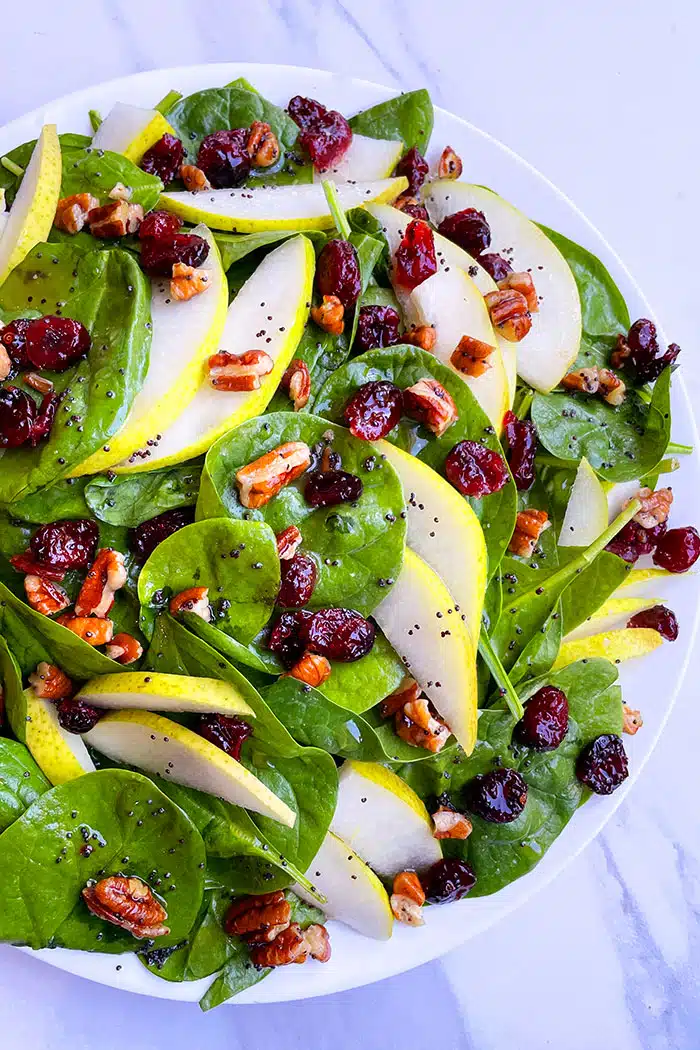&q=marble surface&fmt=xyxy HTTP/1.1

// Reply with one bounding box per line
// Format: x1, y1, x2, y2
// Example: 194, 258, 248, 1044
1, 1, 699, 1046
